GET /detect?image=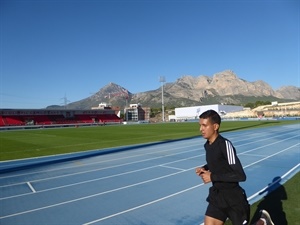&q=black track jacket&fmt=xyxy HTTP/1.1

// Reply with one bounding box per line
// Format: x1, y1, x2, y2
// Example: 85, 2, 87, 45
203, 134, 246, 190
